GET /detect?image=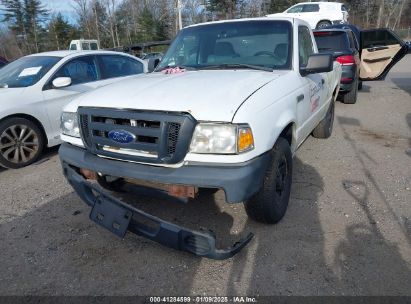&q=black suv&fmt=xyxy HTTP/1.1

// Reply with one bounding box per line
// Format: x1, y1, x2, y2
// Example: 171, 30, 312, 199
314, 28, 361, 104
